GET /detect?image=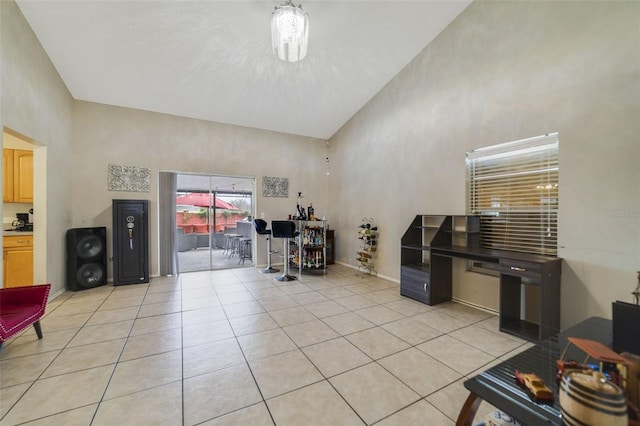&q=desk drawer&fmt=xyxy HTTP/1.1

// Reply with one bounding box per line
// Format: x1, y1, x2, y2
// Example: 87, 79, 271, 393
4, 235, 33, 248
401, 265, 429, 282
499, 259, 541, 281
